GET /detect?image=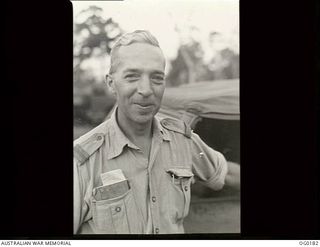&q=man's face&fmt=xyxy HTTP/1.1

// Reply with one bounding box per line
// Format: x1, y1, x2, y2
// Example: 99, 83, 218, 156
109, 43, 166, 125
